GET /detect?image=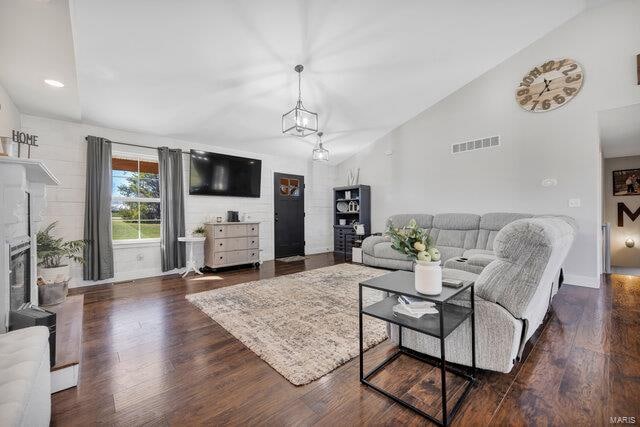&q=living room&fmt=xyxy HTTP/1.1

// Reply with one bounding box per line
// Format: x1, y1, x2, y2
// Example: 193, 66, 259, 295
0, 0, 638, 425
